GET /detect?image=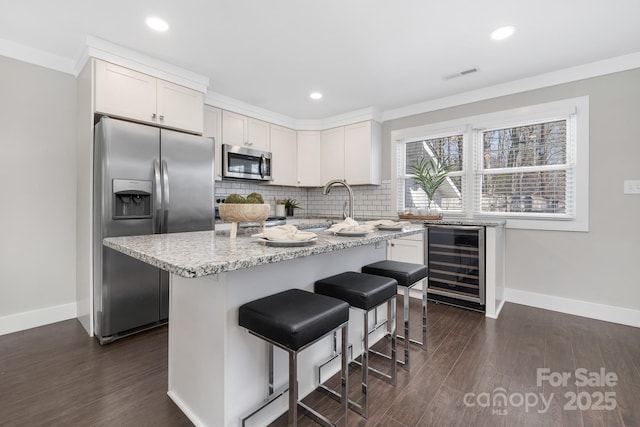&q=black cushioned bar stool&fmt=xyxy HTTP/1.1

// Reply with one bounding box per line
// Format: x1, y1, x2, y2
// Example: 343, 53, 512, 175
362, 260, 429, 370
239, 289, 350, 427
315, 272, 398, 419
